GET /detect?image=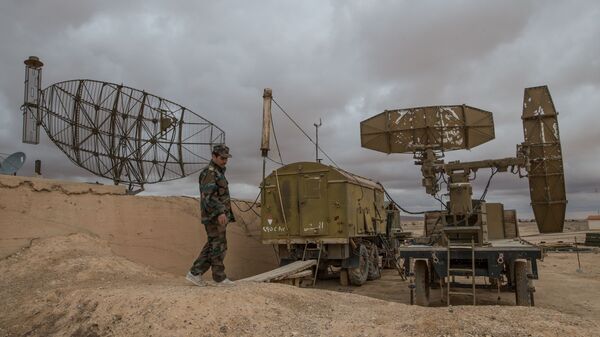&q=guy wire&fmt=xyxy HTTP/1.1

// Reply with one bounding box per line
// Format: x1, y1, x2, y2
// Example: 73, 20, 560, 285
271, 98, 339, 168
270, 112, 284, 166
